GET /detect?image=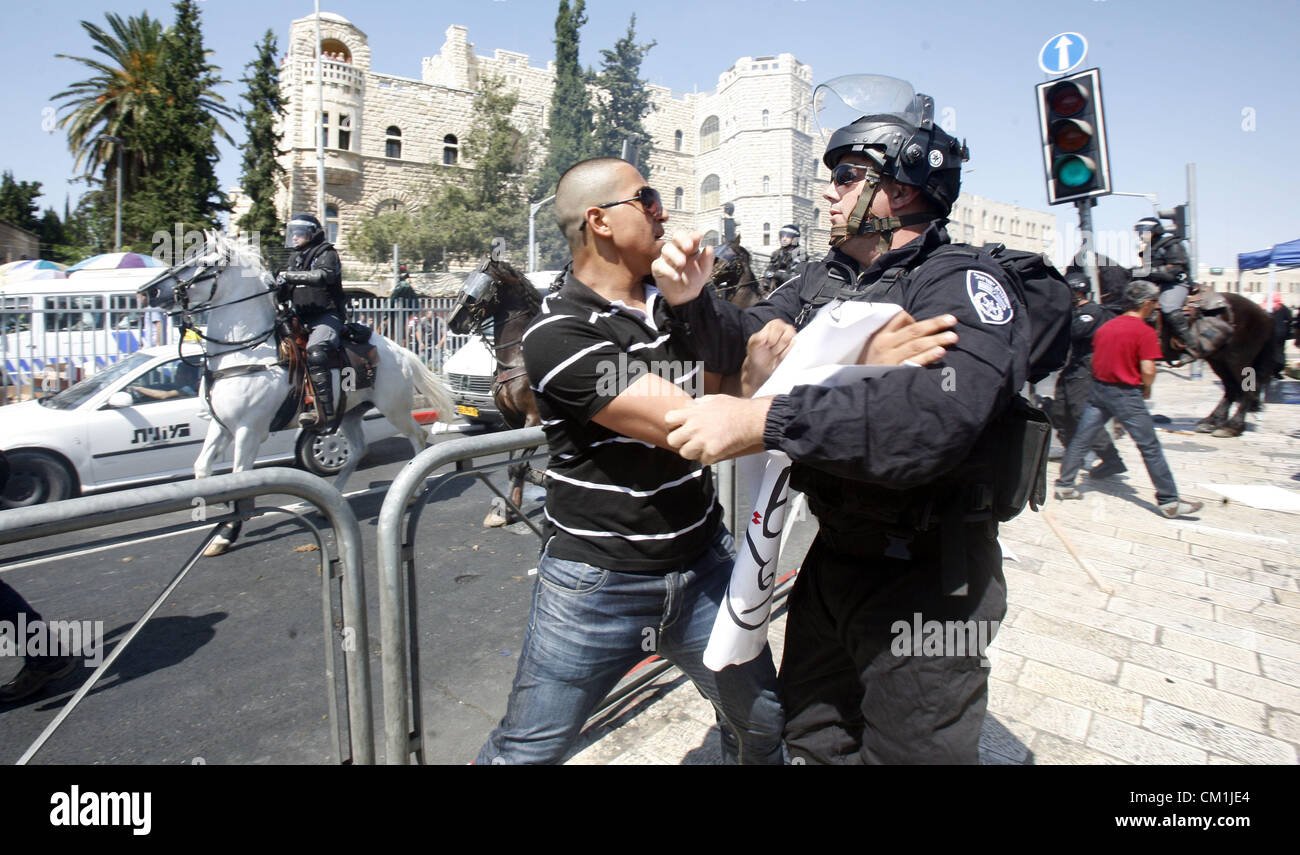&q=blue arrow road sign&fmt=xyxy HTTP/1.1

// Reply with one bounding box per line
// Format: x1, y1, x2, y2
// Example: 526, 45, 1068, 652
1038, 32, 1088, 75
